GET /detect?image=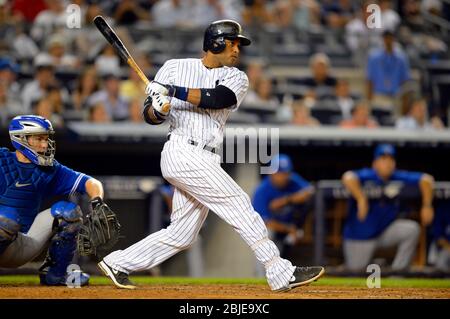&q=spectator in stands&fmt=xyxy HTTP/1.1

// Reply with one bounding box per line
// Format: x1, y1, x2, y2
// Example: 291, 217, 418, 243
272, 0, 321, 30
303, 53, 337, 101
35, 33, 79, 70
335, 79, 355, 120
87, 72, 129, 121
242, 0, 274, 27
71, 66, 100, 111
0, 81, 20, 127
380, 0, 401, 32
95, 44, 121, 77
88, 102, 111, 123
339, 100, 378, 129
253, 154, 314, 258
291, 100, 321, 127
128, 99, 144, 123
321, 0, 355, 29
246, 59, 266, 92
31, 0, 69, 44
192, 0, 227, 27
11, 24, 40, 61
0, 58, 23, 123
366, 30, 411, 113
12, 0, 47, 23
341, 143, 435, 272
21, 55, 69, 112
345, 2, 383, 63
430, 203, 450, 272
244, 76, 280, 109
395, 97, 445, 131
112, 0, 150, 25
151, 0, 195, 28
74, 3, 107, 62
33, 97, 64, 128
46, 84, 66, 119
120, 57, 151, 103
402, 0, 426, 33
